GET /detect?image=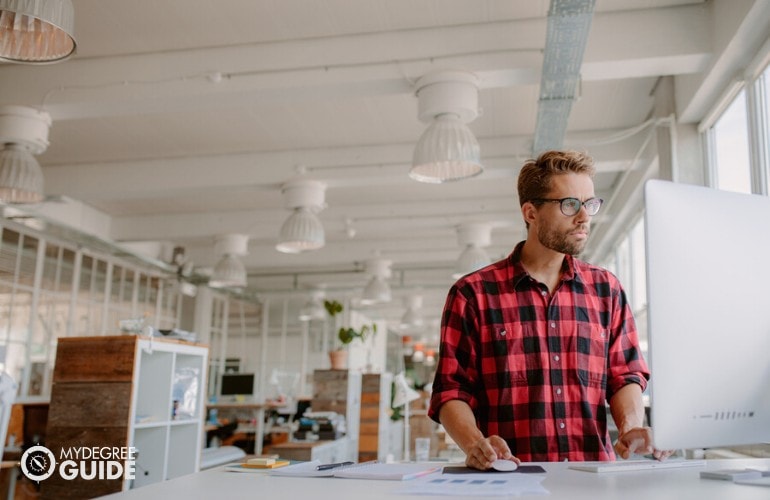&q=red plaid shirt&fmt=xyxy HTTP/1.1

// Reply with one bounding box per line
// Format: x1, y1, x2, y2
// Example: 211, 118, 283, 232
429, 242, 649, 462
